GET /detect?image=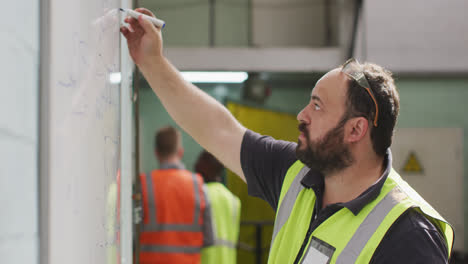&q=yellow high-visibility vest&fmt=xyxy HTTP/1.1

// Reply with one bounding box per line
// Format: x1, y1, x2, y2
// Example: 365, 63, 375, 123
202, 182, 241, 264
268, 161, 454, 263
